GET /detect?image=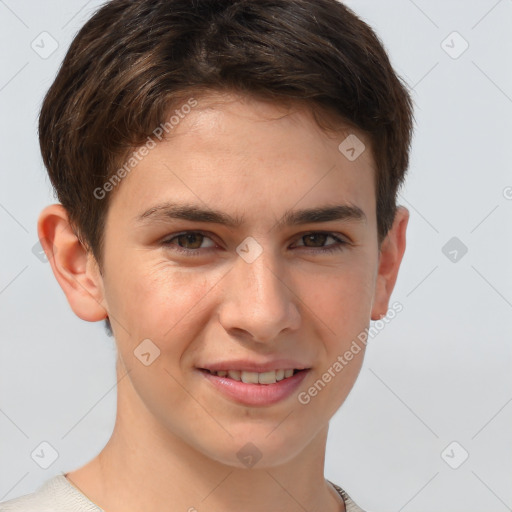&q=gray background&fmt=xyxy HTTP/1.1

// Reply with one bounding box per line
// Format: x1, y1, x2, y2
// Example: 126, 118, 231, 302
1, 1, 511, 510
